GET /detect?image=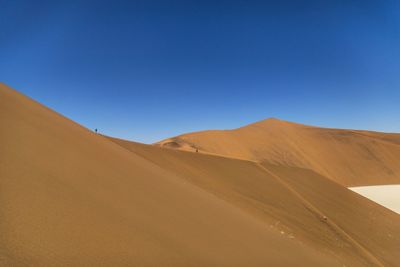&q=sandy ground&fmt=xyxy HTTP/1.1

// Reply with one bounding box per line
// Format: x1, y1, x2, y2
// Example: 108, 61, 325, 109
1, 82, 400, 266
350, 185, 400, 214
